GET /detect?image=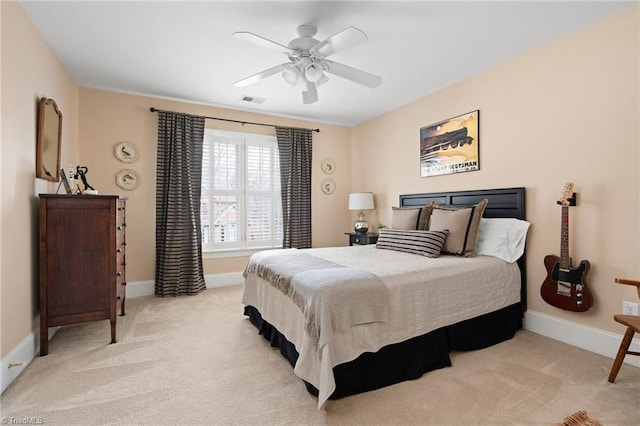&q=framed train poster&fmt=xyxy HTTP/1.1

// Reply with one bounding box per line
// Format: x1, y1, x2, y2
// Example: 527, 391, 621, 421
420, 110, 479, 178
